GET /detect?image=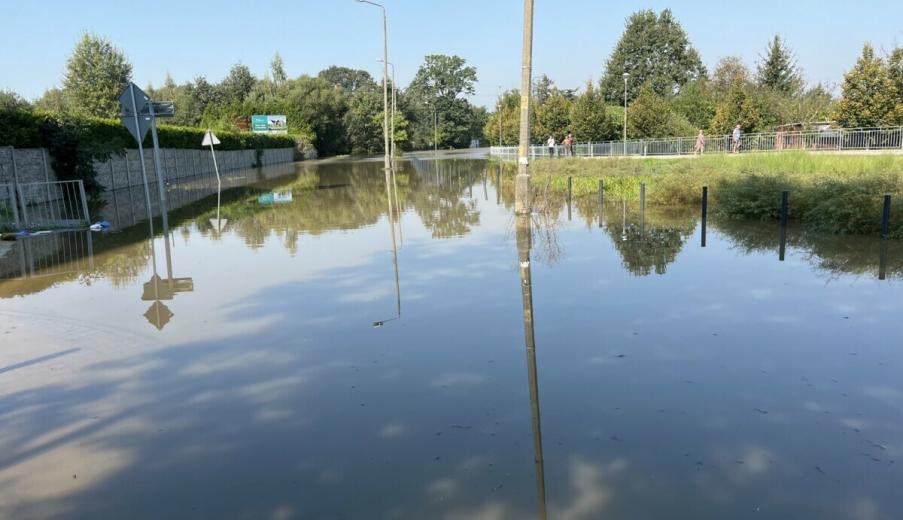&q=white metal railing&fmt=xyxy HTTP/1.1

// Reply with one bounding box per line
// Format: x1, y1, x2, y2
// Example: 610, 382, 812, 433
490, 126, 903, 160
13, 180, 91, 230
